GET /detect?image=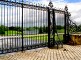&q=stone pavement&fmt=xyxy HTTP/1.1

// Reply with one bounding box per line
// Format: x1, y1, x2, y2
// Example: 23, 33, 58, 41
0, 45, 81, 60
